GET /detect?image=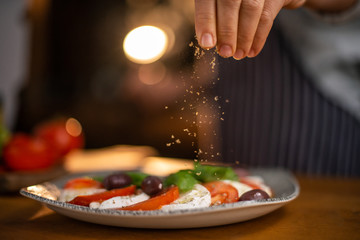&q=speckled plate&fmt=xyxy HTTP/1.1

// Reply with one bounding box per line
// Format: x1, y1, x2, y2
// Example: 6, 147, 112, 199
20, 168, 299, 229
